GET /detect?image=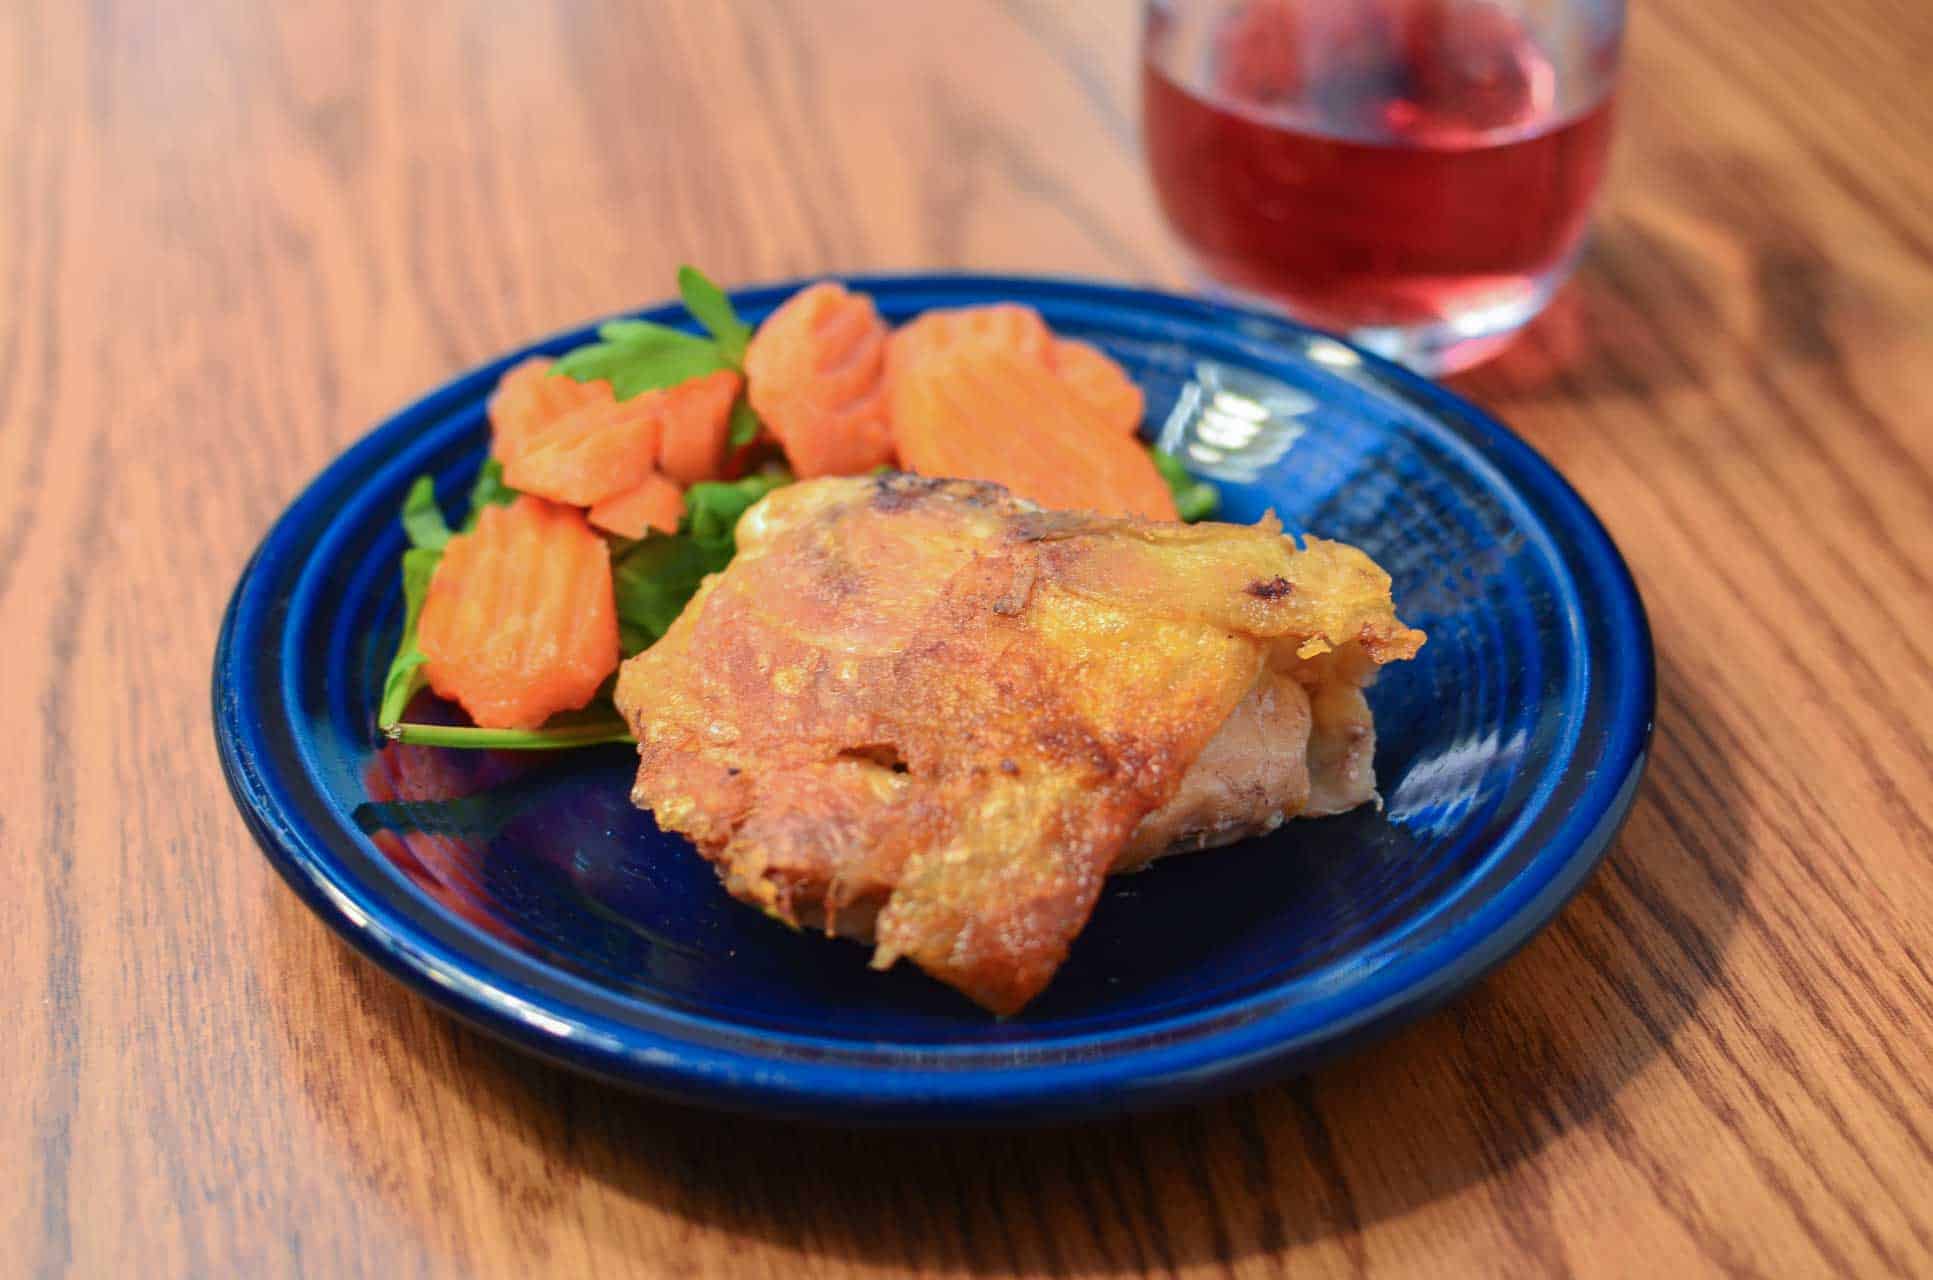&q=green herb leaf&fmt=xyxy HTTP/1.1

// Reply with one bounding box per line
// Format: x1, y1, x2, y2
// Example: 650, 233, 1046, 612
612, 534, 713, 654
677, 265, 753, 365
1150, 448, 1221, 523
611, 468, 793, 654
400, 476, 452, 551
552, 319, 729, 400
463, 457, 517, 528
377, 545, 444, 729
383, 715, 634, 751
727, 396, 761, 448
687, 469, 791, 555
